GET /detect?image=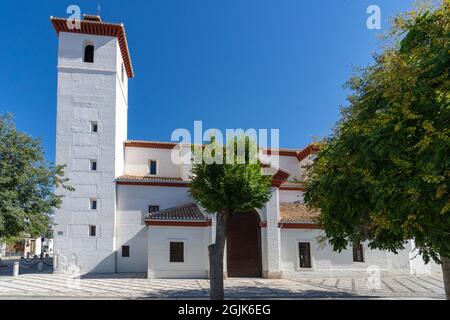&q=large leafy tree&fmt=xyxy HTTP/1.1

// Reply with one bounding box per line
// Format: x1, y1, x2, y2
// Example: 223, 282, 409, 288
189, 138, 272, 300
304, 1, 450, 299
0, 114, 72, 241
